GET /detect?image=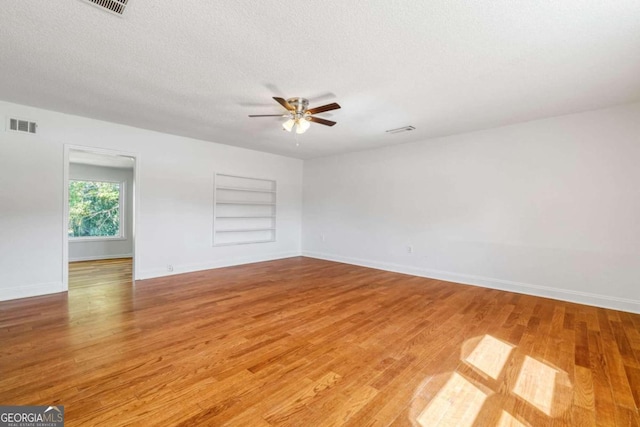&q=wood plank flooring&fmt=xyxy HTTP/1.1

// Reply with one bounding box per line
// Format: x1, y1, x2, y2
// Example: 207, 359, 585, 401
1, 257, 639, 426
69, 258, 132, 289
